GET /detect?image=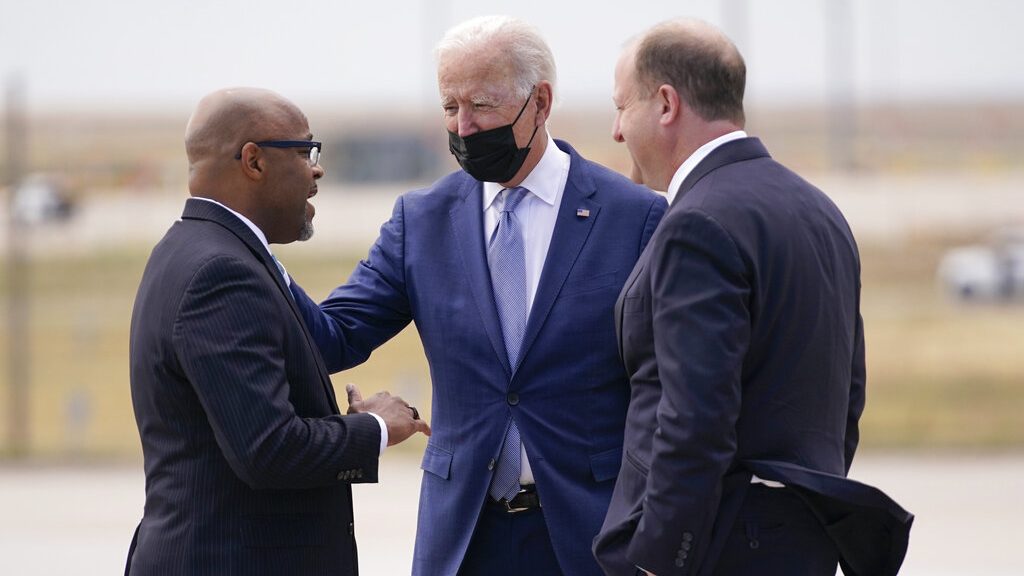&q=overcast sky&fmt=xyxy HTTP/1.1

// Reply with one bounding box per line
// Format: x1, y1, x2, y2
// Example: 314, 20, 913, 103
2, 0, 1022, 113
